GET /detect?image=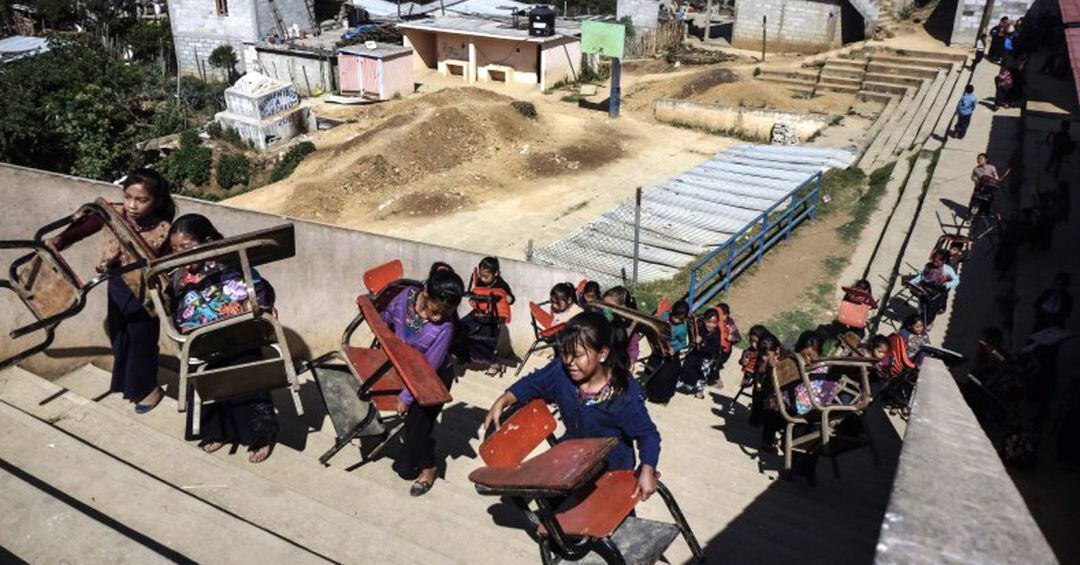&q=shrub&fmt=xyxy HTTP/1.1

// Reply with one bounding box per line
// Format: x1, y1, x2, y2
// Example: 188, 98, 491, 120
270, 141, 316, 182
208, 45, 238, 79
161, 130, 212, 187
216, 153, 251, 190
205, 121, 222, 138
